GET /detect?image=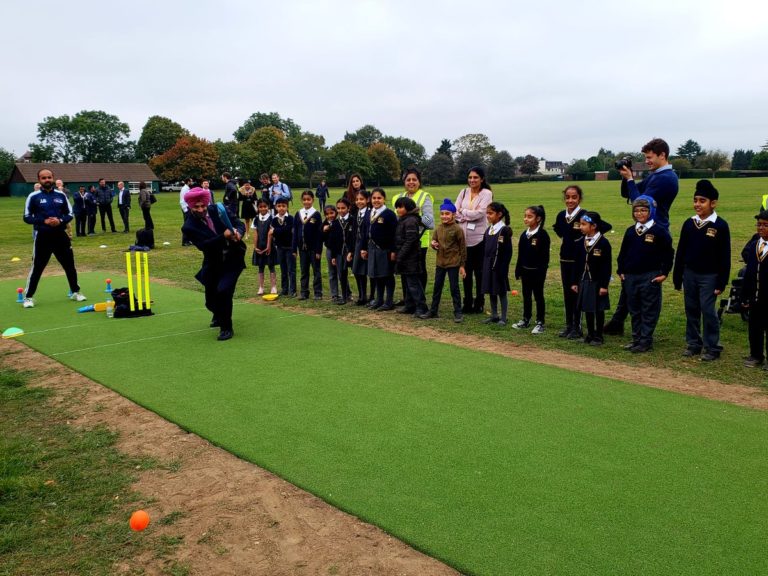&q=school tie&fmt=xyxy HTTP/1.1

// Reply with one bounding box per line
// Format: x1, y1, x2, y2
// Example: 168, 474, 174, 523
205, 214, 216, 233
637, 225, 645, 234
760, 240, 768, 259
